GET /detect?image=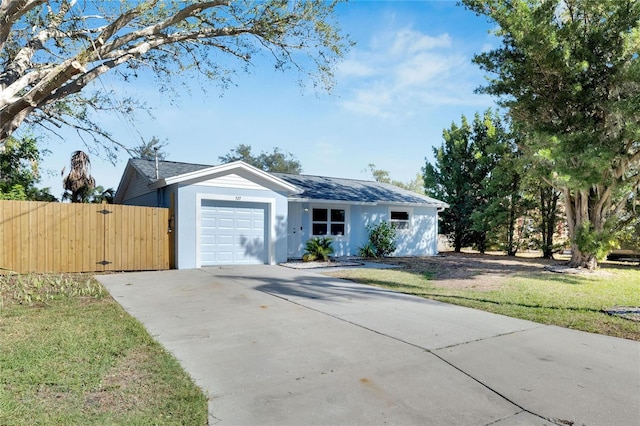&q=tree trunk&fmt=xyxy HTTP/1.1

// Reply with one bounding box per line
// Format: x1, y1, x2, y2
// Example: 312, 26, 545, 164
539, 186, 559, 259
506, 190, 518, 256
454, 234, 463, 252
563, 187, 608, 270
569, 241, 598, 269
